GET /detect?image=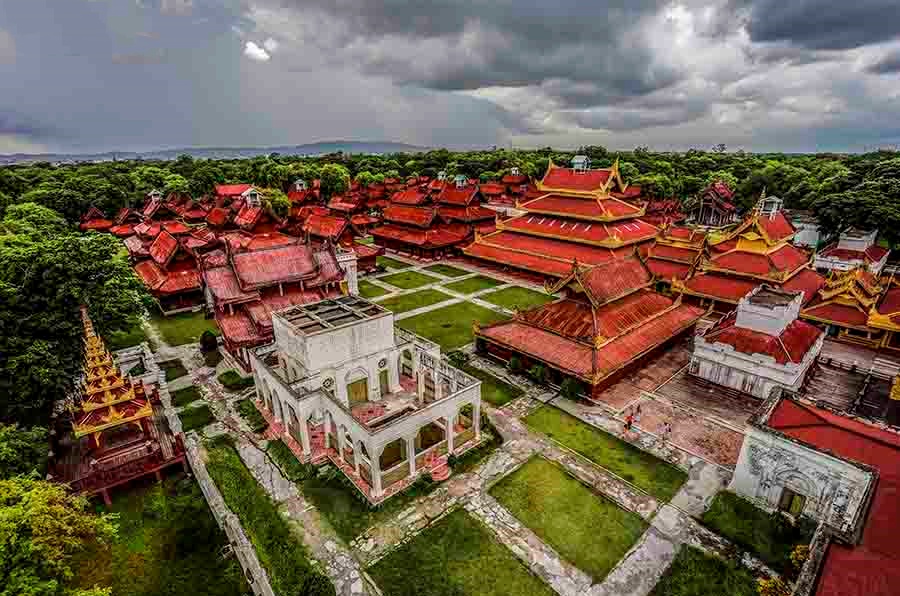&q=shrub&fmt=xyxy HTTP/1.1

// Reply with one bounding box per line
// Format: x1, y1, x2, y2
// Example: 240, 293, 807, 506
129, 362, 146, 377
179, 404, 215, 432
235, 399, 267, 433
203, 349, 223, 368
528, 364, 547, 384
446, 454, 459, 468
508, 356, 522, 373
200, 330, 218, 353
267, 440, 313, 482
757, 577, 790, 596
160, 360, 188, 381
218, 370, 255, 391
171, 386, 203, 408
447, 351, 470, 367
790, 544, 810, 570
560, 378, 584, 400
